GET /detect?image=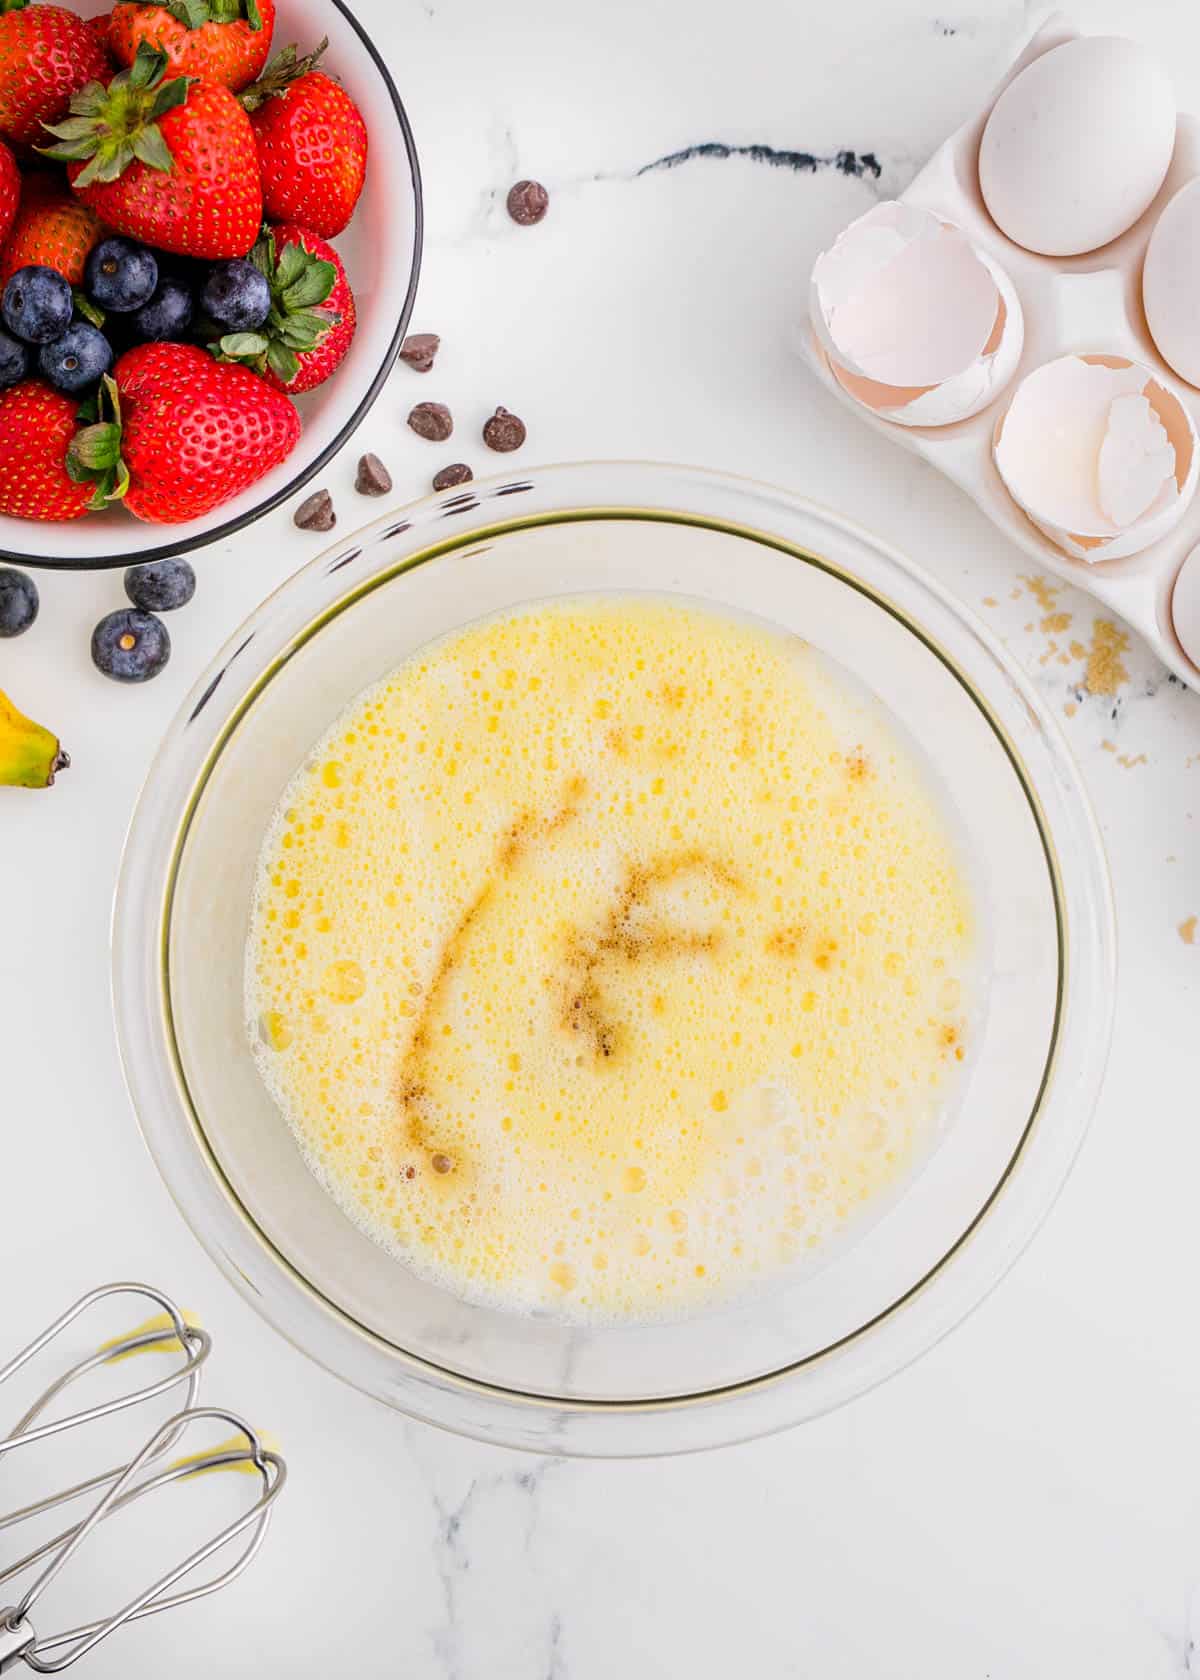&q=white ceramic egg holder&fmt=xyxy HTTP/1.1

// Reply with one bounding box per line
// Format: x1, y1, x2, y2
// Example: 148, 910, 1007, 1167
800, 12, 1200, 688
